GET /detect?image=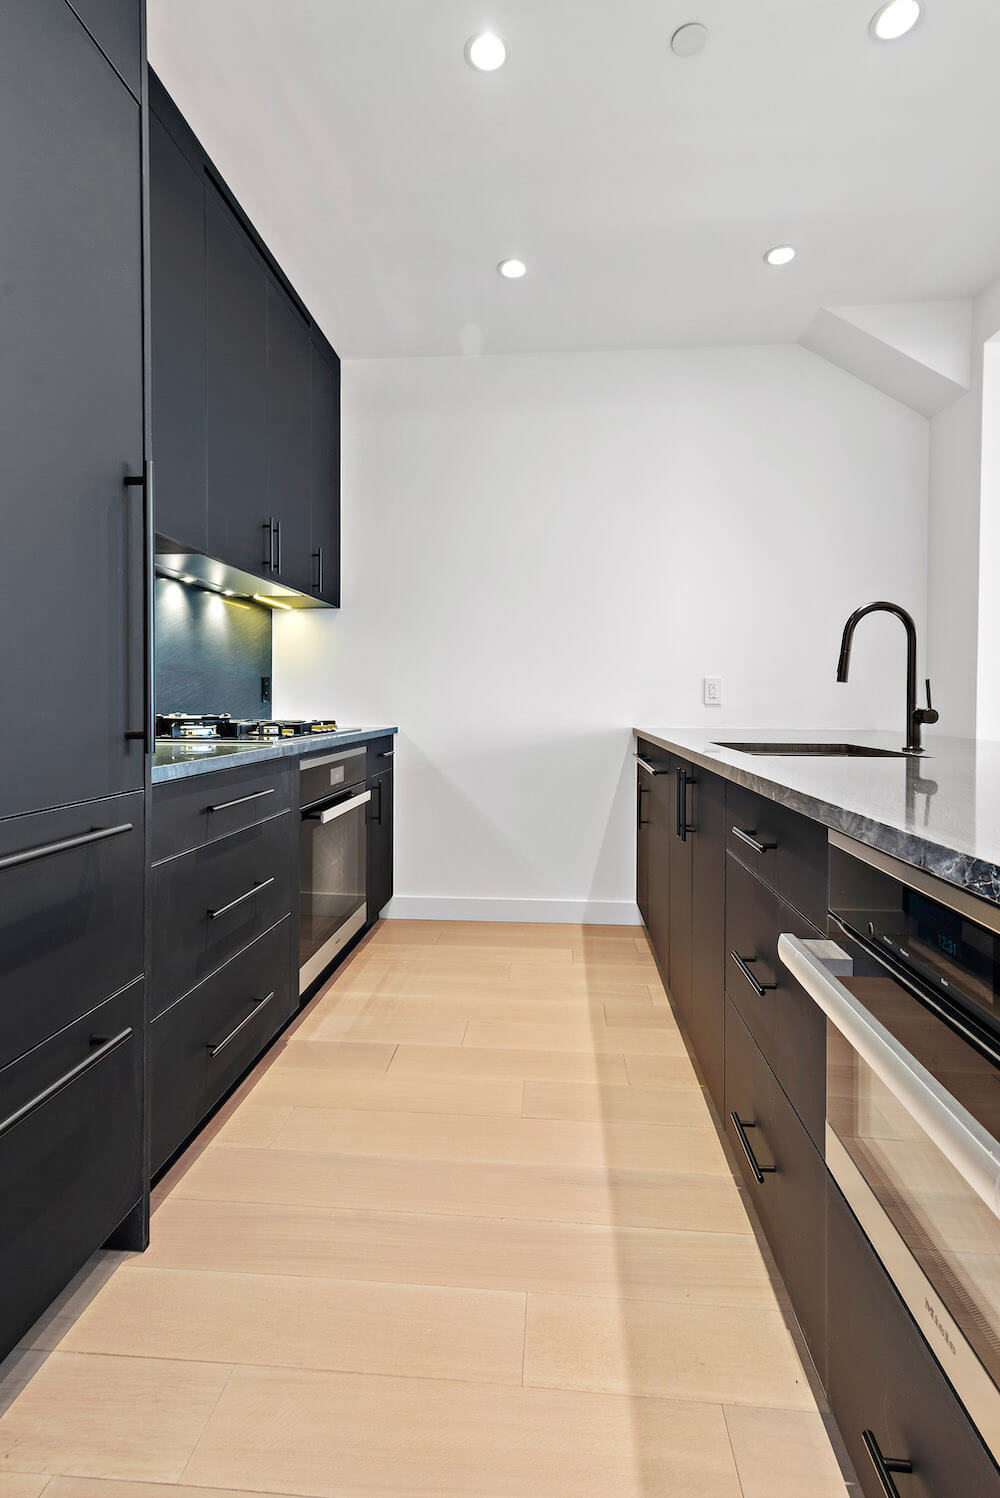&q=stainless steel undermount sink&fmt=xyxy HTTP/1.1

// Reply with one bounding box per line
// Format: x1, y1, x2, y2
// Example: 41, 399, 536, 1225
713, 741, 910, 759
